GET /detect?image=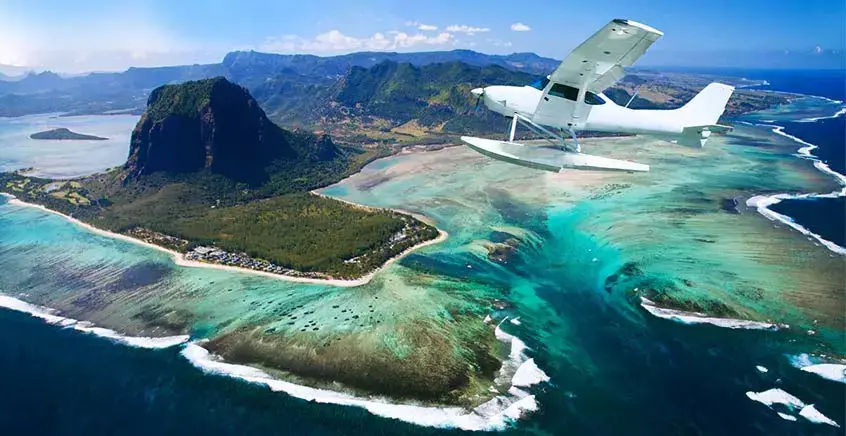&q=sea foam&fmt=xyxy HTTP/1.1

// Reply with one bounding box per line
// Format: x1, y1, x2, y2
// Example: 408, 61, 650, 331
799, 364, 846, 384
746, 388, 840, 427
640, 297, 780, 330
796, 107, 846, 123
800, 404, 841, 427
786, 353, 846, 384
0, 295, 189, 349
